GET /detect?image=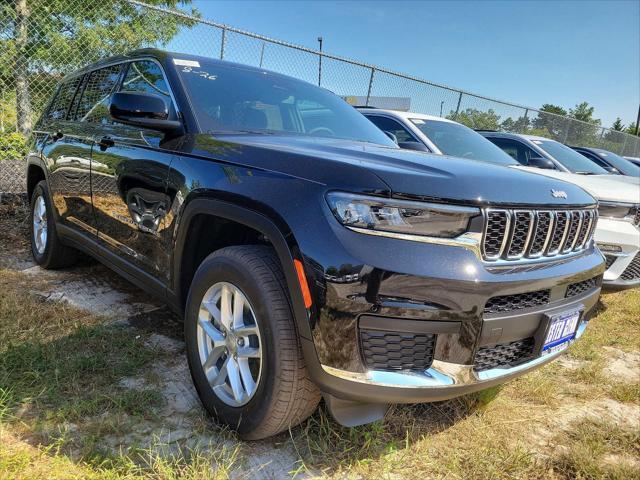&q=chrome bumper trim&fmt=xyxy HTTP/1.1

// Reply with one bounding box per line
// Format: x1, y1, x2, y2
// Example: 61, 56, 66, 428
320, 321, 587, 389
